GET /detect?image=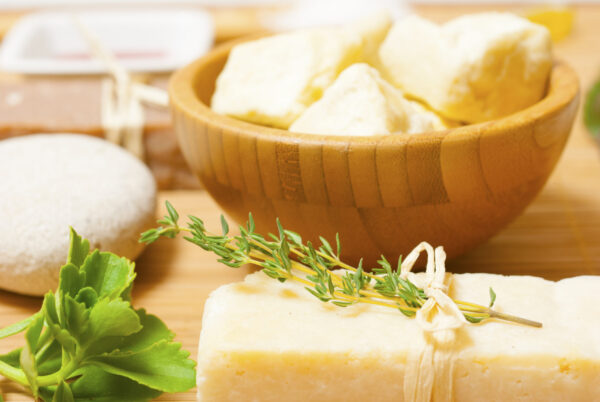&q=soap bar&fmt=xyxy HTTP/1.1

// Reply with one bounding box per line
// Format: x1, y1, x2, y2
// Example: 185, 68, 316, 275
197, 271, 600, 401
379, 13, 553, 123
289, 63, 453, 136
